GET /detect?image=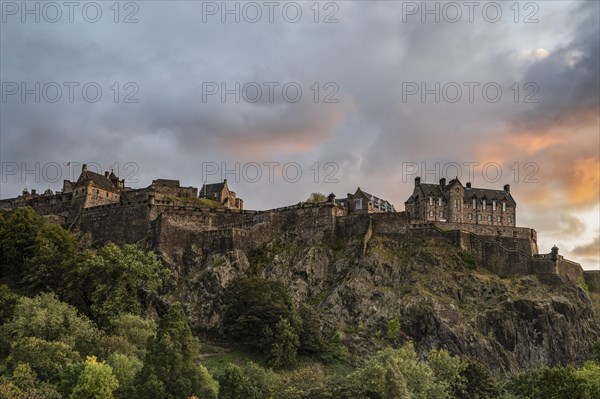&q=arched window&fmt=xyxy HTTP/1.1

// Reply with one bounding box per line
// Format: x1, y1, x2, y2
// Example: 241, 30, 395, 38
429, 210, 434, 217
